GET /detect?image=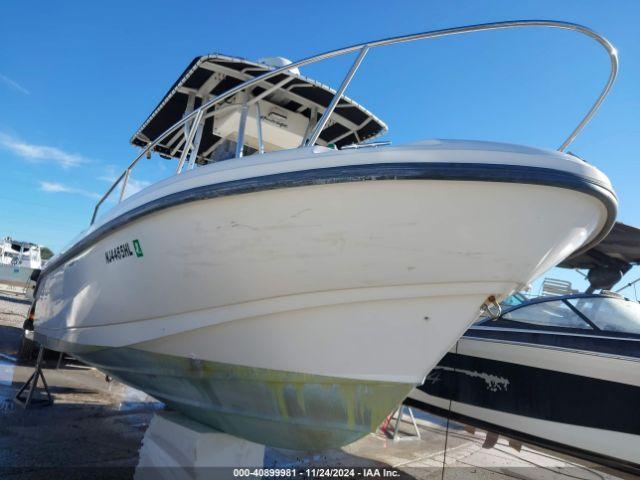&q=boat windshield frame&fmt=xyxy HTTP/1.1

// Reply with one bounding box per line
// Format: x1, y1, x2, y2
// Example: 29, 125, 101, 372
480, 292, 640, 336
91, 20, 618, 225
